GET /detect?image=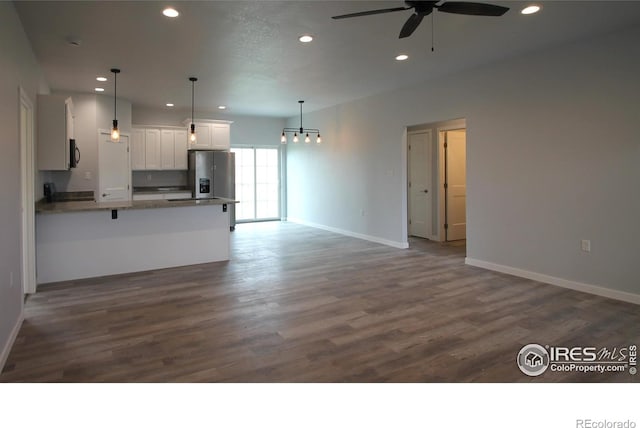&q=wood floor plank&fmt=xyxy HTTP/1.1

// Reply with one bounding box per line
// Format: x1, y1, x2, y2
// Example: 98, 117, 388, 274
1, 221, 638, 382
